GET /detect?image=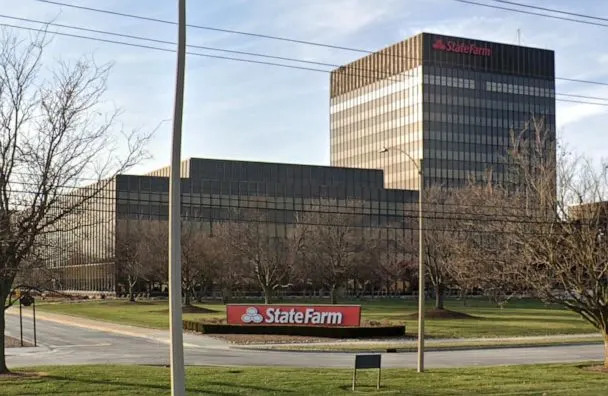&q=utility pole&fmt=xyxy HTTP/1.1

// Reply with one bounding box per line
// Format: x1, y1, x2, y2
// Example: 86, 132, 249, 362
378, 147, 425, 372
169, 0, 186, 395
417, 159, 424, 373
